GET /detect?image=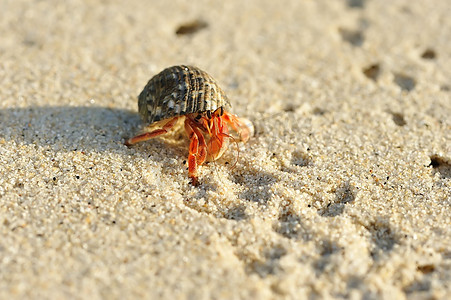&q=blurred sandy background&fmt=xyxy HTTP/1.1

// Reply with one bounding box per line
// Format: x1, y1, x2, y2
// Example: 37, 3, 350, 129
0, 0, 450, 299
